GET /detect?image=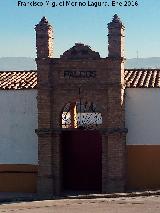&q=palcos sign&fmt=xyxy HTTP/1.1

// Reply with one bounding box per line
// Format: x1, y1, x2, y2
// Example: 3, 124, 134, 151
64, 70, 96, 79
